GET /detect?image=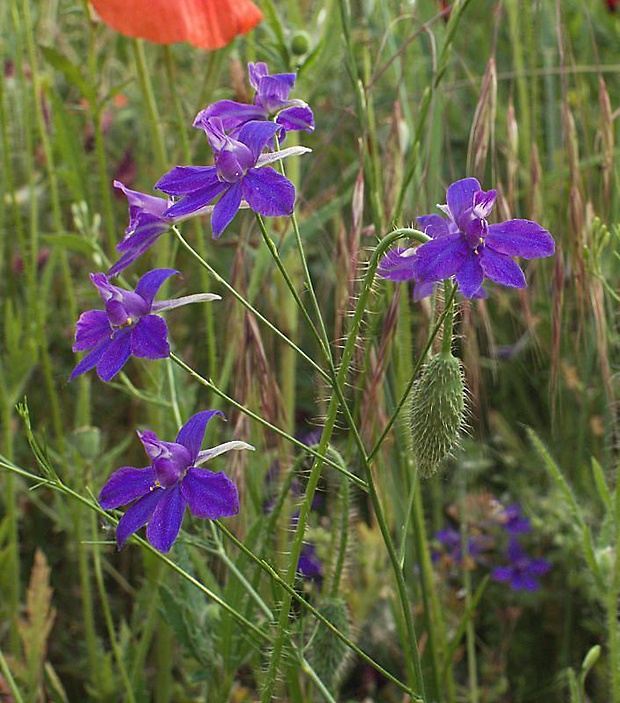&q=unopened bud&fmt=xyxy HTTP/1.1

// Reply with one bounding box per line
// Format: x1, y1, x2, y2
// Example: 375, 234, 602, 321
290, 31, 311, 56
410, 353, 465, 478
